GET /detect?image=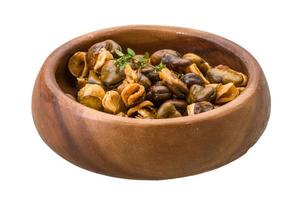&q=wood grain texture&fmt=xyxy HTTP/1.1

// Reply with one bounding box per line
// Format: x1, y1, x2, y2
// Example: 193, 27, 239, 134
32, 25, 271, 179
